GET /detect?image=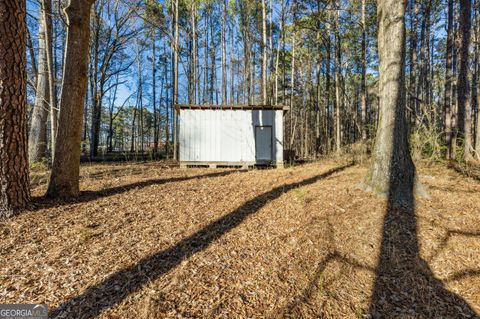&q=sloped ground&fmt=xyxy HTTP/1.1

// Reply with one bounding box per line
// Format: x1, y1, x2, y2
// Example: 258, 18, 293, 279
0, 160, 479, 318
